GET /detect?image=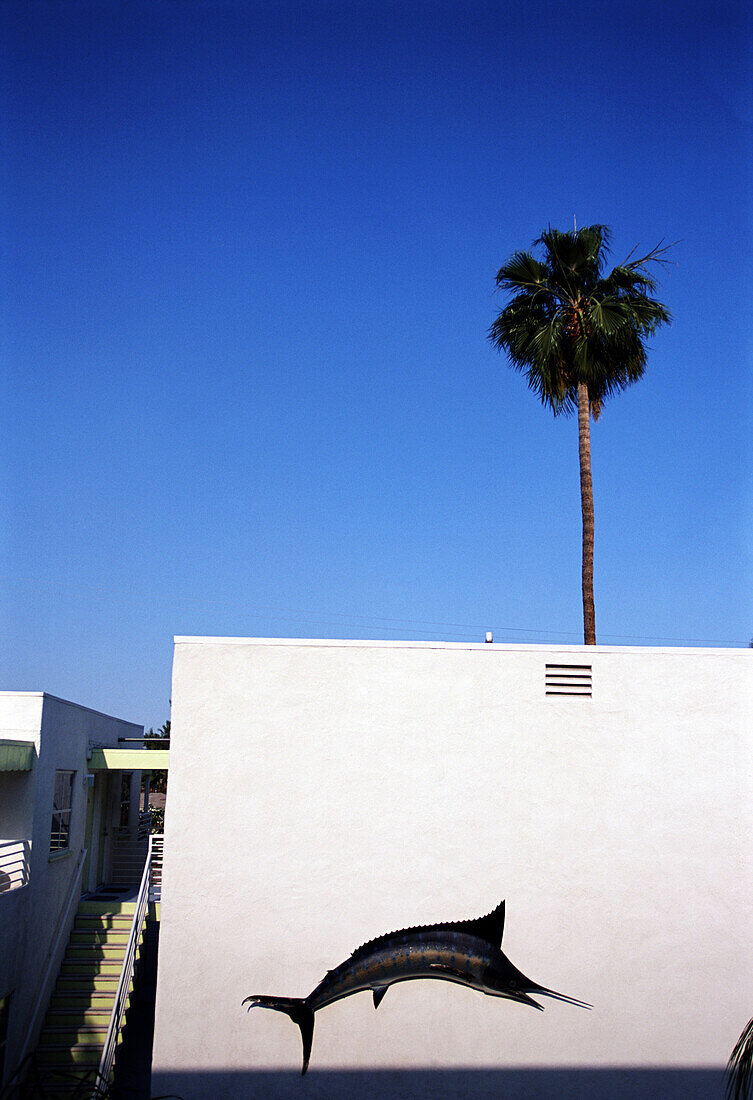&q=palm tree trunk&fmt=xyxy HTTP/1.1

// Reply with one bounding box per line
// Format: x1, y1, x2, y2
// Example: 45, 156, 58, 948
577, 381, 596, 644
